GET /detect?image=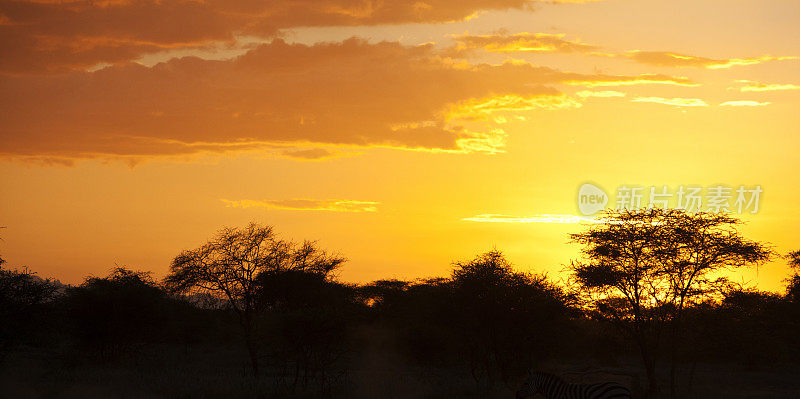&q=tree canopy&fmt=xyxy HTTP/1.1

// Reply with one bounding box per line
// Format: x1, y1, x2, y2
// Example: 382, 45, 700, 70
569, 209, 773, 395
163, 222, 345, 374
